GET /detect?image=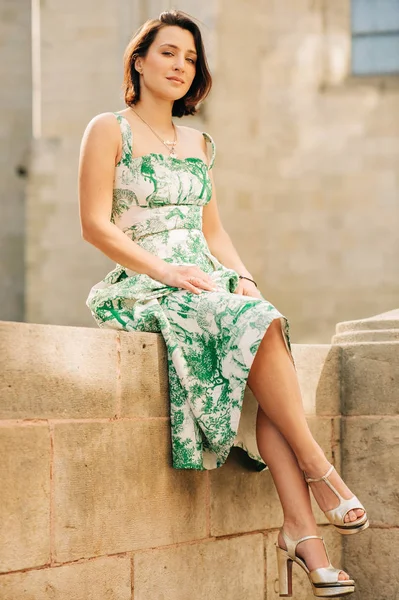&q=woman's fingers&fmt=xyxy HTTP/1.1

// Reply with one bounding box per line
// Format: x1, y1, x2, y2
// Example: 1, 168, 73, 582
188, 277, 216, 292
